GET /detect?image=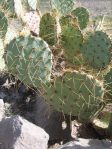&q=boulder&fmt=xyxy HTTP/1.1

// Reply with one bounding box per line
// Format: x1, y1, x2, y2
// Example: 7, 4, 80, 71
58, 138, 112, 149
0, 99, 5, 120
0, 115, 49, 149
33, 96, 72, 141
